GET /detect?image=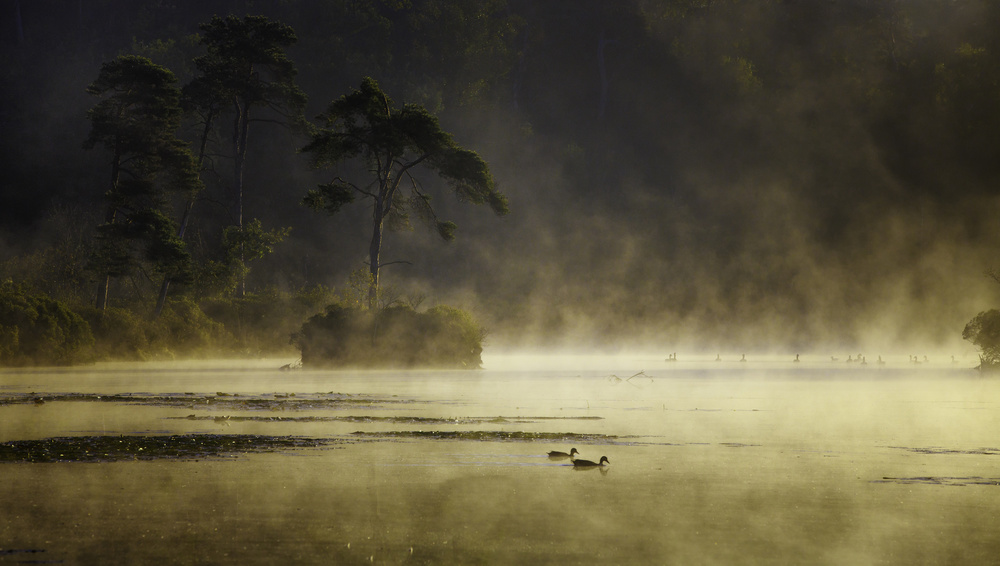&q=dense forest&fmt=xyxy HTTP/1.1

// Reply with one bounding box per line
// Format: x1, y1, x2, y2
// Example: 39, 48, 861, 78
2, 0, 1000, 363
